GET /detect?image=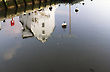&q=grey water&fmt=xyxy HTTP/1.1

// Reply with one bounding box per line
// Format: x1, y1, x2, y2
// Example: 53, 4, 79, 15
0, 0, 110, 72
